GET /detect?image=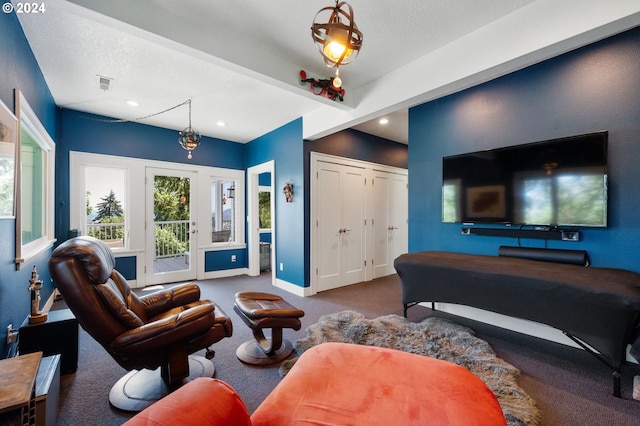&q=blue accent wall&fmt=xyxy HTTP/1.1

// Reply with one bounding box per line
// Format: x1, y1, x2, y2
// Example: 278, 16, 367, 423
408, 26, 640, 273
0, 11, 57, 358
258, 172, 271, 186
305, 128, 408, 169
114, 257, 137, 280
205, 249, 247, 271
246, 119, 305, 286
